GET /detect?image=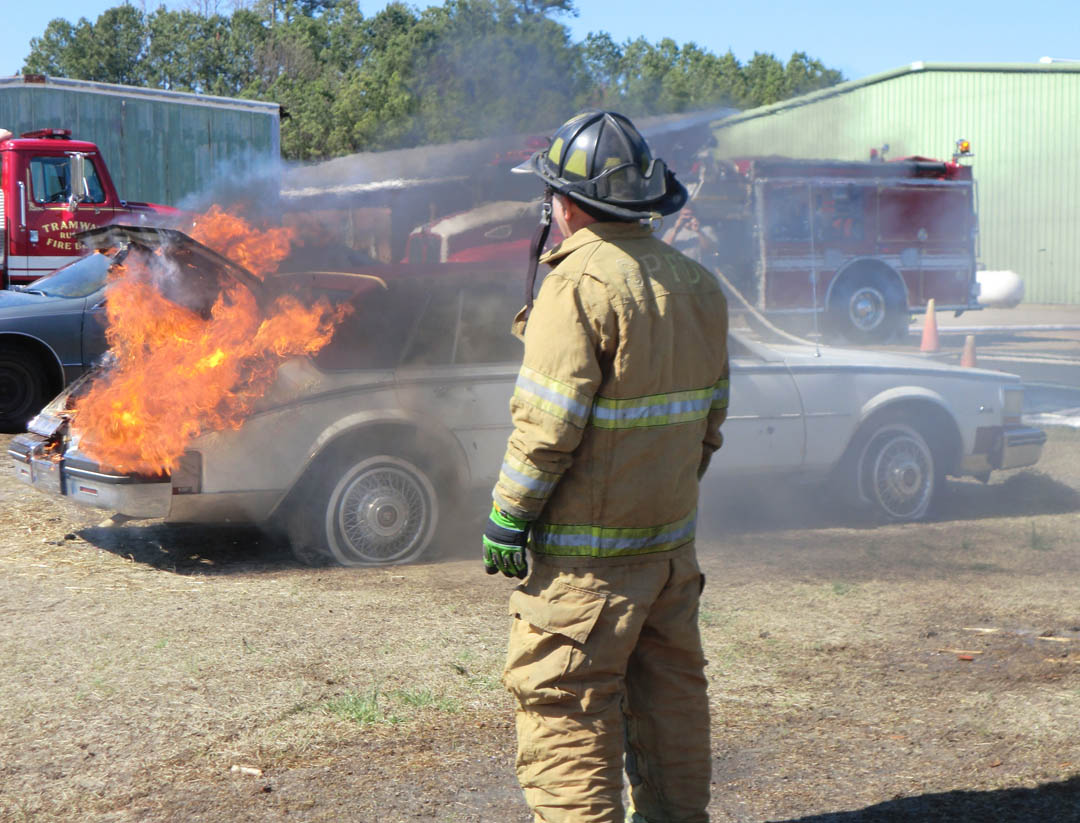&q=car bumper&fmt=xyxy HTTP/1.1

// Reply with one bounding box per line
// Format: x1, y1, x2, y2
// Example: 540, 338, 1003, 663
997, 425, 1047, 470
10, 433, 171, 518
963, 424, 1047, 475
